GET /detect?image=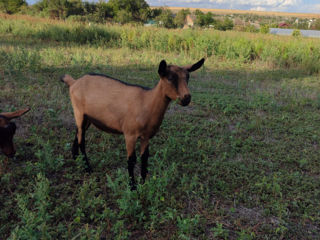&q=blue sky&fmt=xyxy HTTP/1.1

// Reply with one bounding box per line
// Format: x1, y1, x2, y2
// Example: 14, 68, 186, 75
25, 0, 320, 14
